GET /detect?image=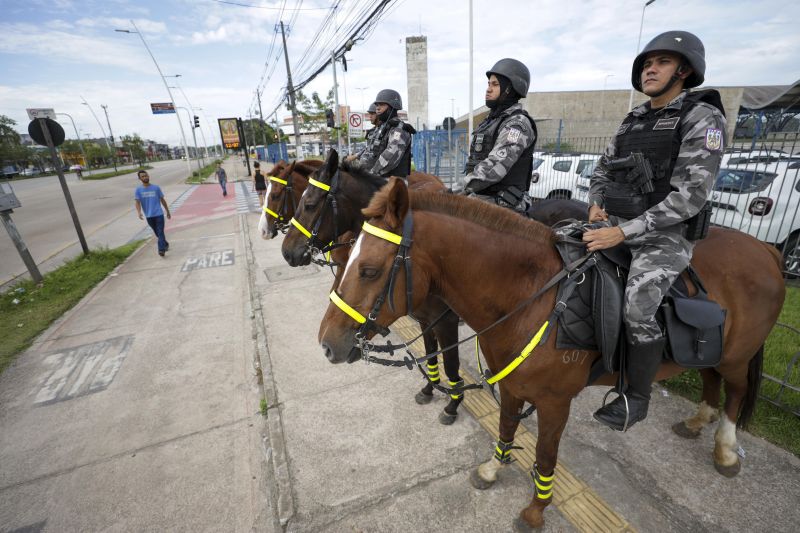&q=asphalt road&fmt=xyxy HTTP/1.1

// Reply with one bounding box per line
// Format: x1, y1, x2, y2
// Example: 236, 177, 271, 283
0, 159, 198, 289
